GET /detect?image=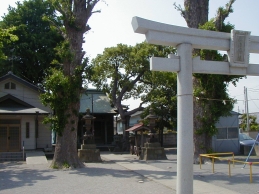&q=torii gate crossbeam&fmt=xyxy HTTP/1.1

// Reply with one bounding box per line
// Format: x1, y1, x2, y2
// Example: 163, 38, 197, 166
131, 16, 259, 194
